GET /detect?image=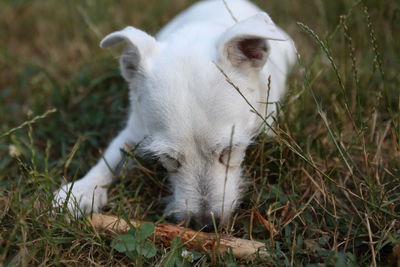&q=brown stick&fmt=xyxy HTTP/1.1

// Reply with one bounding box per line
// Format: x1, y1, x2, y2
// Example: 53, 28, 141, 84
89, 213, 268, 259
